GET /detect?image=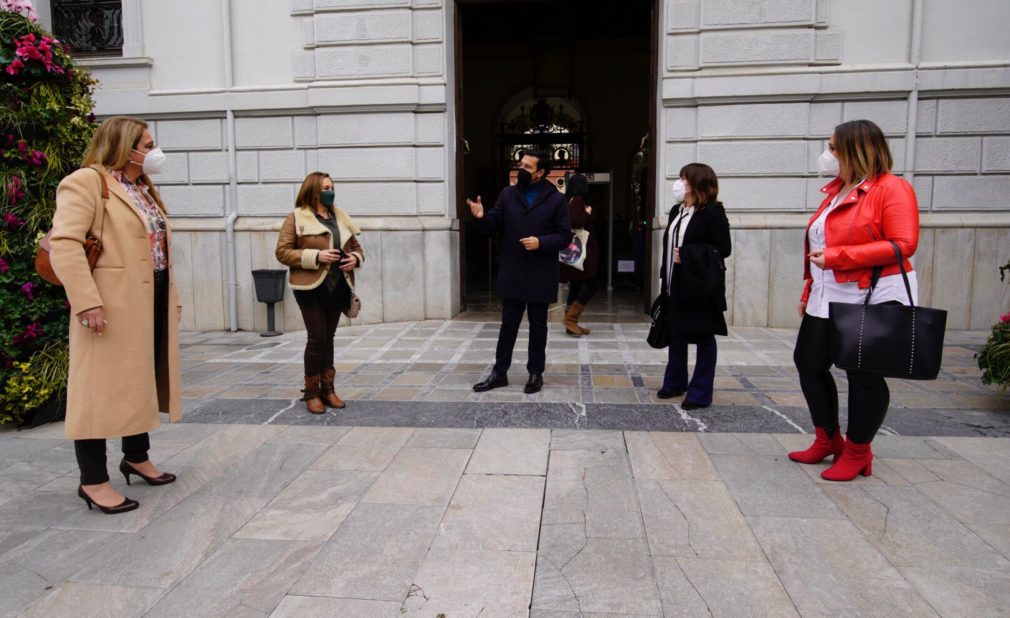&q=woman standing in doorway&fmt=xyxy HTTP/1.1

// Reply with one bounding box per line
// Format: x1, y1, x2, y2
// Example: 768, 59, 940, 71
560, 173, 598, 336
275, 172, 364, 414
657, 163, 731, 410
789, 119, 919, 481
